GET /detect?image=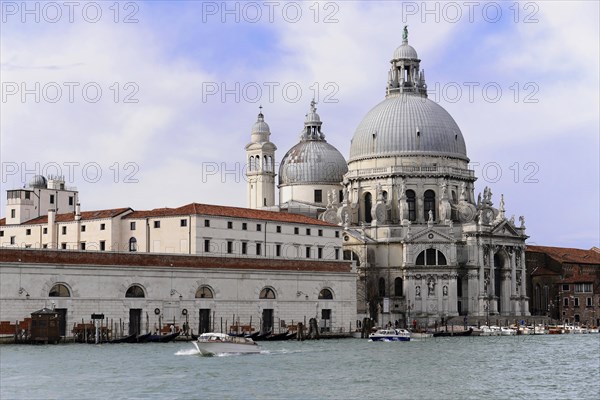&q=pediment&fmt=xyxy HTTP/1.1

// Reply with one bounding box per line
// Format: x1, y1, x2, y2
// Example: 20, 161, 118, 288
491, 220, 520, 237
407, 227, 454, 243
342, 229, 376, 245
